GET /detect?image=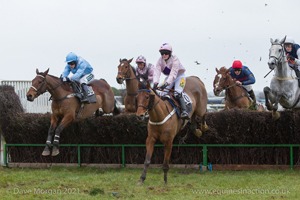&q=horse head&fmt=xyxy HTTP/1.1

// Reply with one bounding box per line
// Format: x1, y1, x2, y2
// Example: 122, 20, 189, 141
136, 81, 154, 119
26, 68, 50, 101
268, 36, 287, 70
116, 58, 135, 84
213, 66, 230, 96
